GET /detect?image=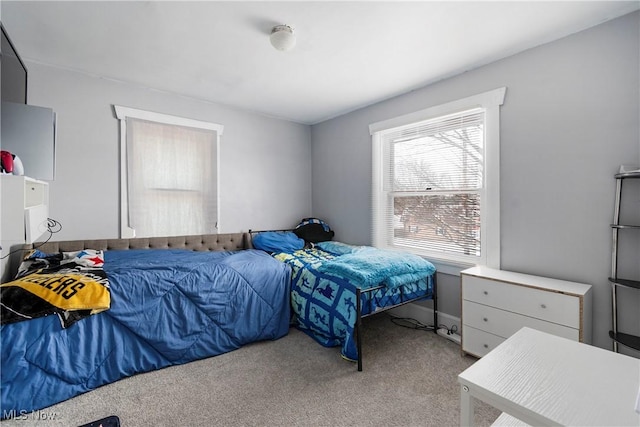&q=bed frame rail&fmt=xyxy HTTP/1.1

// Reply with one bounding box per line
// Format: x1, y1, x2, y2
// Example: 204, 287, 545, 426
355, 273, 438, 371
